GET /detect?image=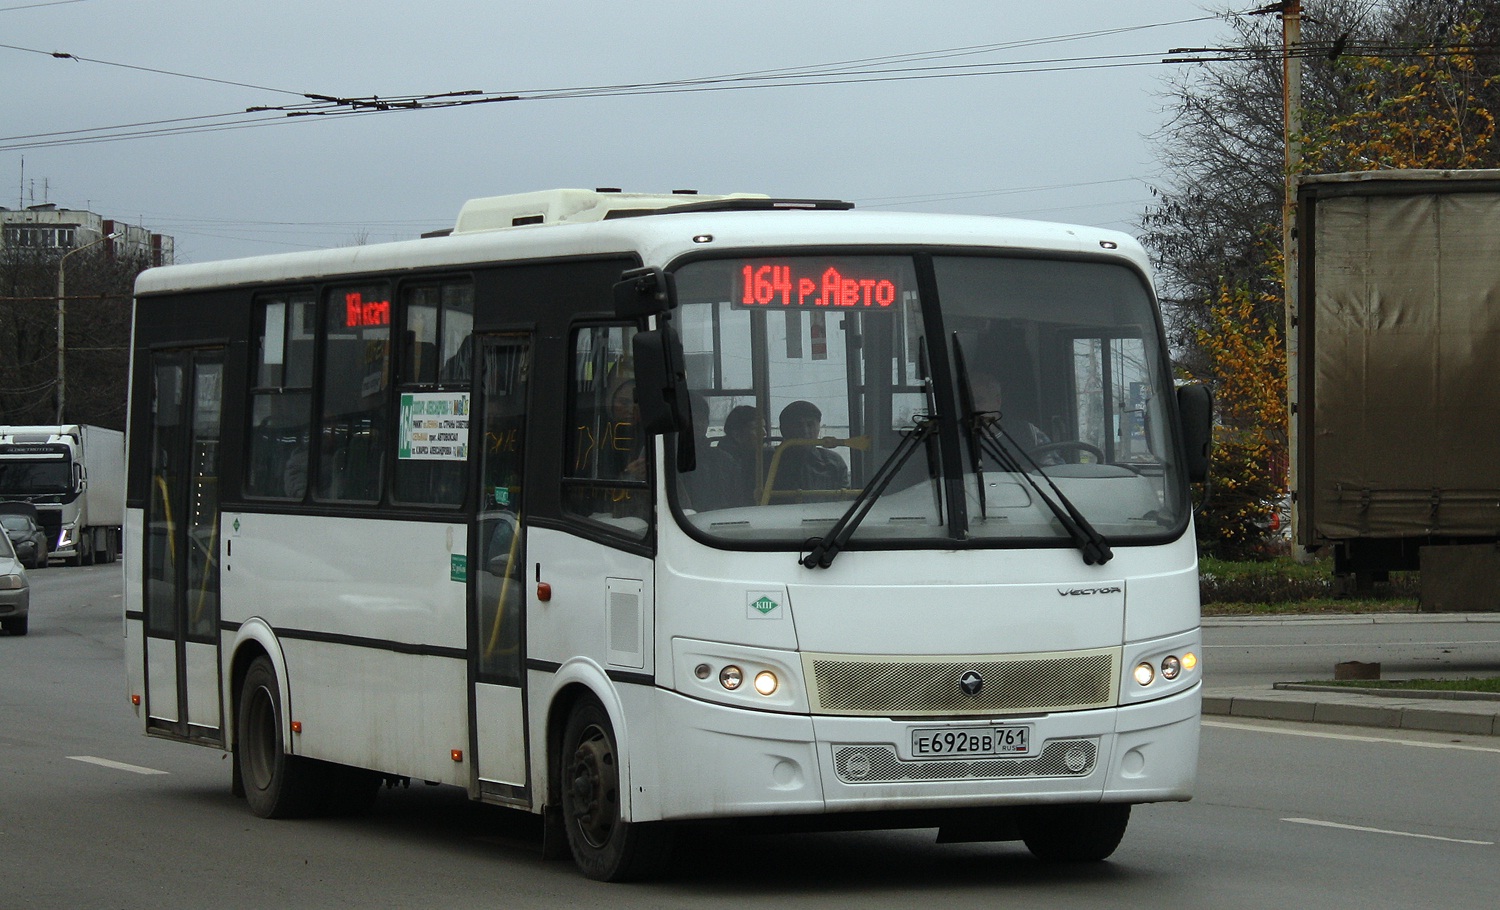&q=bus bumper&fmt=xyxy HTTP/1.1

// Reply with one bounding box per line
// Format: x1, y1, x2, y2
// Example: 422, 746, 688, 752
635, 684, 1199, 822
